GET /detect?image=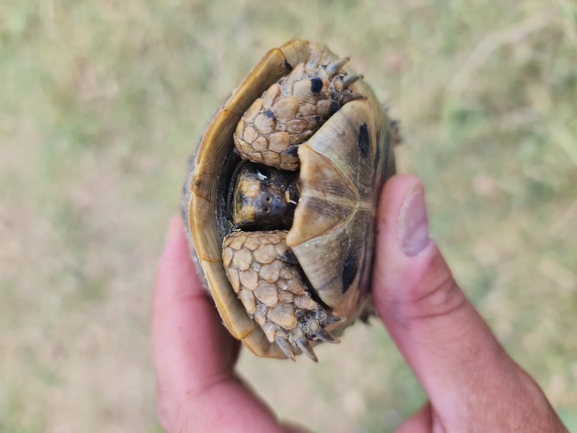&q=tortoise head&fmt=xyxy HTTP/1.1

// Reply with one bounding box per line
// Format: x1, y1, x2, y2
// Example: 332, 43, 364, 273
231, 162, 299, 231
